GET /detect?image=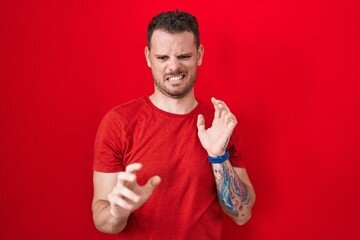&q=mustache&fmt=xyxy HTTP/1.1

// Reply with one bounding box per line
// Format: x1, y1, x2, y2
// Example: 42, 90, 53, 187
165, 71, 186, 78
